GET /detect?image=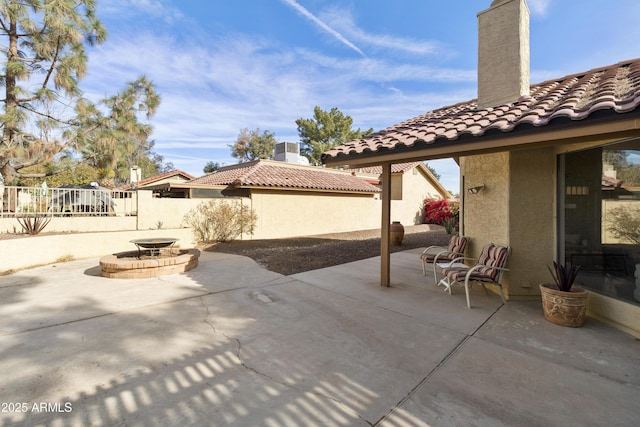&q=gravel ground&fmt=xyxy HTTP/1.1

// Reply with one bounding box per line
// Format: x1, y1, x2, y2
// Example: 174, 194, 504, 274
204, 224, 452, 275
